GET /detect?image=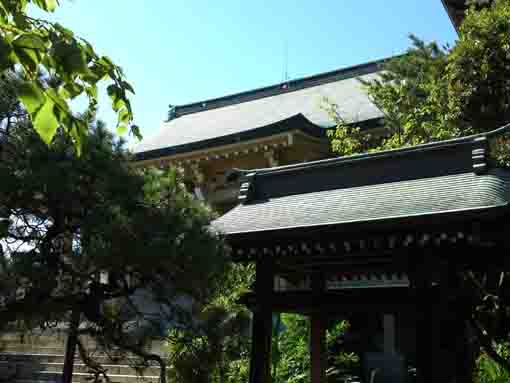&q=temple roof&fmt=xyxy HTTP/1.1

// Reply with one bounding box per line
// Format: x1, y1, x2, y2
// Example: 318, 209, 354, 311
212, 126, 510, 238
134, 59, 385, 161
